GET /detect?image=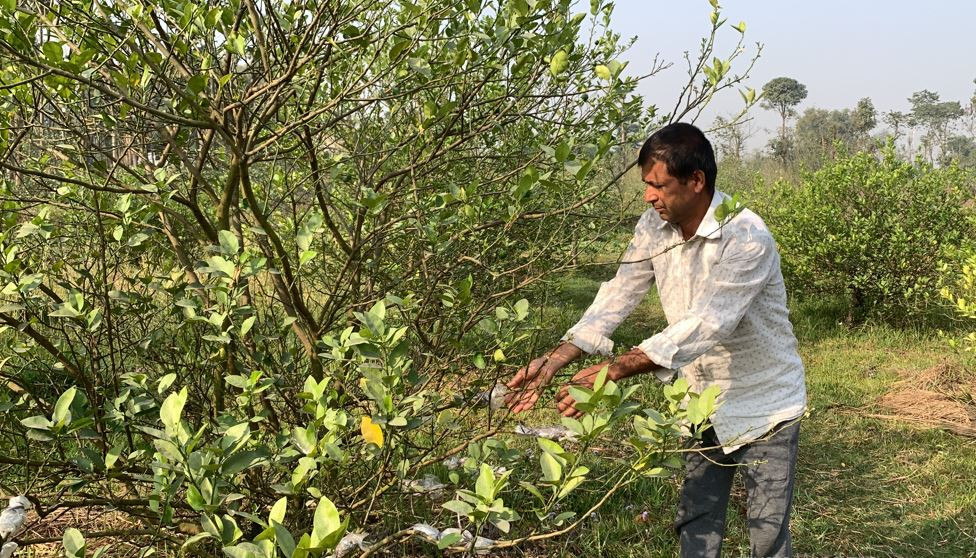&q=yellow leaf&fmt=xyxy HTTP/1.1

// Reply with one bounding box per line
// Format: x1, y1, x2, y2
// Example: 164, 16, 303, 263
360, 416, 384, 448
